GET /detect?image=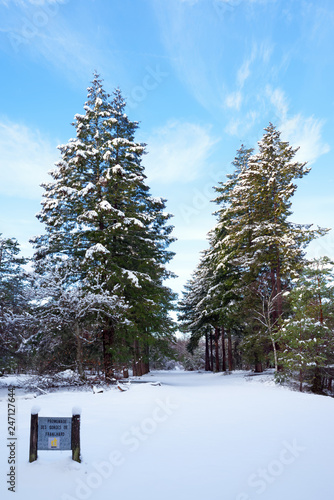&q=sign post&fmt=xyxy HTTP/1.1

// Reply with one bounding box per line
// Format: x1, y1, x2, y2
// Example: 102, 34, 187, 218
29, 409, 81, 463
71, 413, 81, 463
29, 412, 38, 463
